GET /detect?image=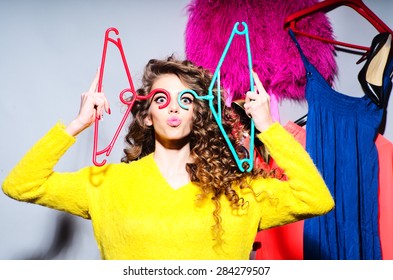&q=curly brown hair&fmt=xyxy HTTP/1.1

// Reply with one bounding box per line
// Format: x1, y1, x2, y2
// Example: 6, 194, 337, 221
121, 55, 269, 244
